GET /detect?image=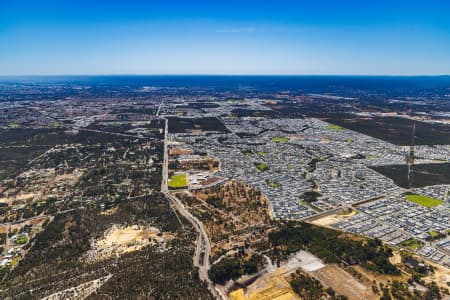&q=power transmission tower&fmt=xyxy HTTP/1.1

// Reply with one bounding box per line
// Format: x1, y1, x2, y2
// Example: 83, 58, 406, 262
407, 122, 415, 188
